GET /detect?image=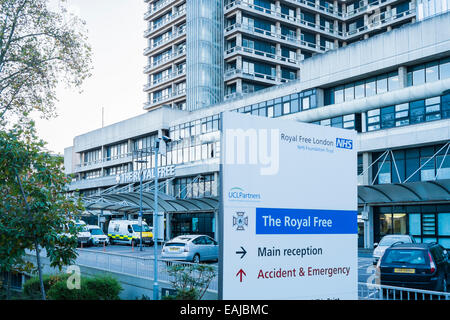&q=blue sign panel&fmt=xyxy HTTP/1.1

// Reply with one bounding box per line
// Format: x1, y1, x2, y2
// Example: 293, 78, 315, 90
256, 207, 358, 234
